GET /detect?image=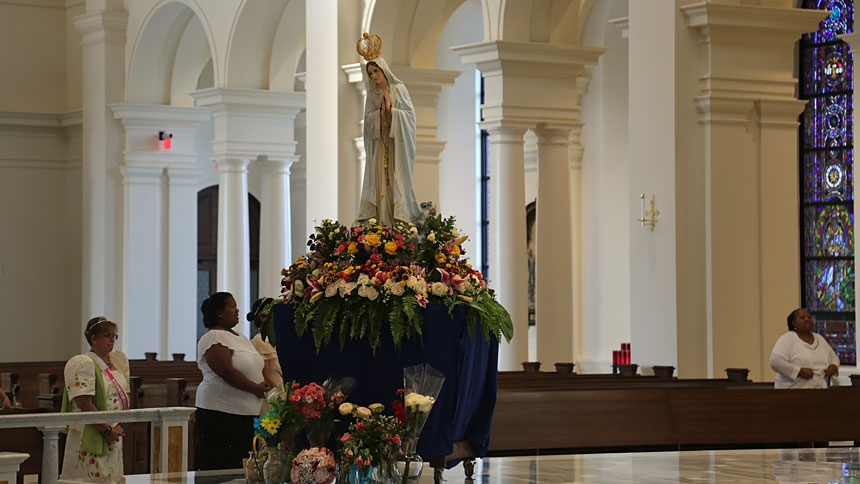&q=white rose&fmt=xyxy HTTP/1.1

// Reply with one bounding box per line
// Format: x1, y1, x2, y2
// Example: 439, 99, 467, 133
357, 273, 371, 285
427, 232, 436, 242
364, 286, 379, 301
406, 275, 418, 289
339, 402, 355, 415
355, 406, 372, 418
293, 280, 304, 294
339, 281, 356, 297
430, 282, 449, 297
368, 403, 385, 414
390, 281, 406, 296
413, 279, 428, 295
325, 281, 339, 297
418, 395, 435, 412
